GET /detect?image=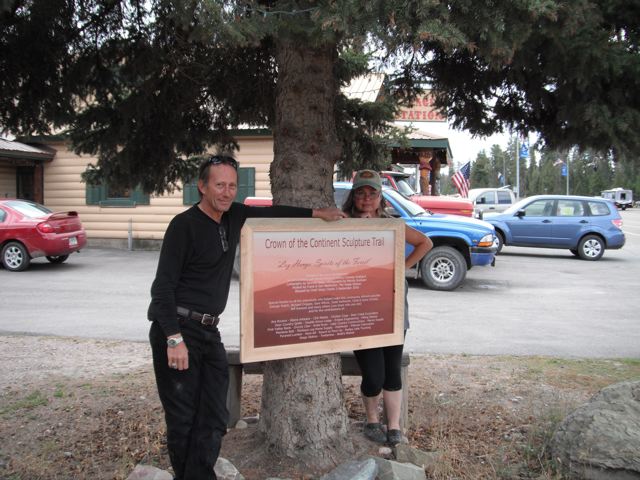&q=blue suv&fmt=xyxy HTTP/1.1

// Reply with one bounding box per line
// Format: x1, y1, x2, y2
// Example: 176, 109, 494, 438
483, 195, 625, 260
334, 183, 497, 291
